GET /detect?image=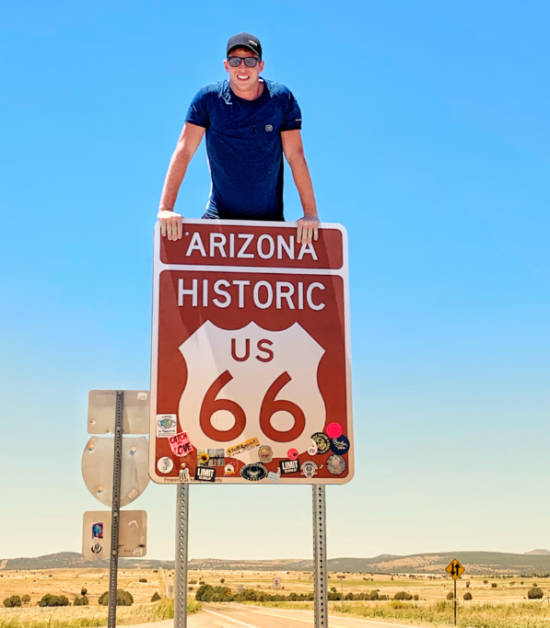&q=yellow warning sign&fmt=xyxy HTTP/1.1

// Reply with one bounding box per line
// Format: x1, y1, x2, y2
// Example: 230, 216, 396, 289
446, 558, 465, 579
